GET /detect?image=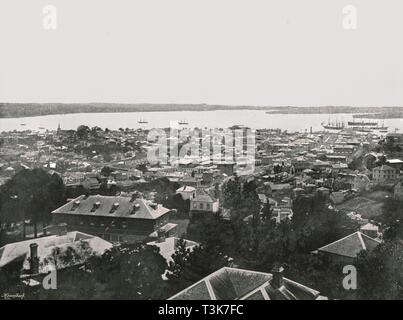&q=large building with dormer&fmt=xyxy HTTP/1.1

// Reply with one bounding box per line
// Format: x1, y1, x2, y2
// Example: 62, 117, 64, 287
52, 194, 173, 243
